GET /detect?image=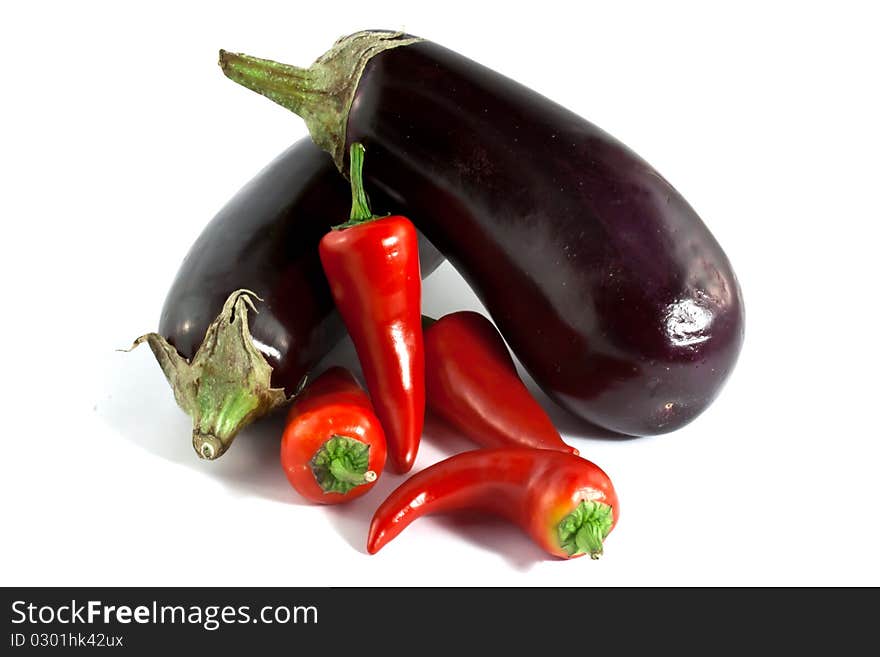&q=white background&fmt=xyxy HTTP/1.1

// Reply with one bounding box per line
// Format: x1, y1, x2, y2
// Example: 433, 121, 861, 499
2, 1, 878, 586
